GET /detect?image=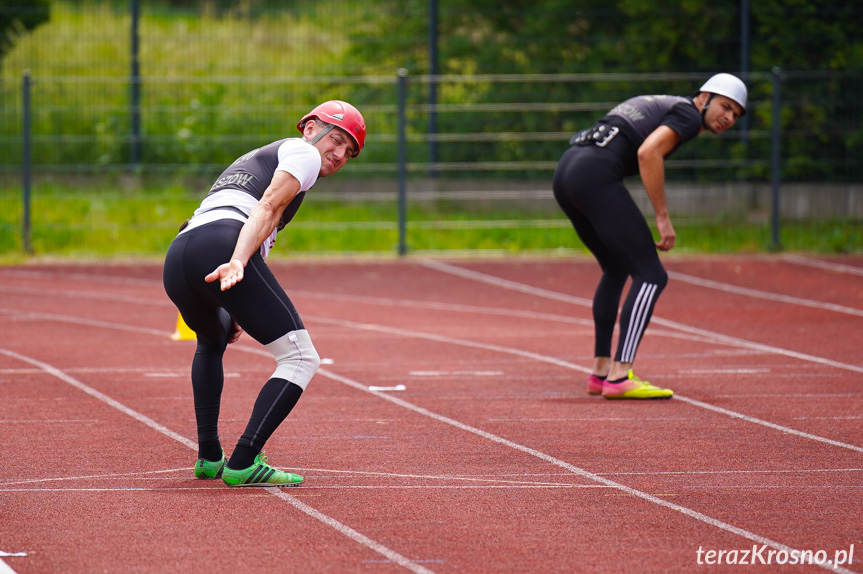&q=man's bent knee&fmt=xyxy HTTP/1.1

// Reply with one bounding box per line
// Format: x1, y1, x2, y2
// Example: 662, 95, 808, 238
264, 329, 320, 391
